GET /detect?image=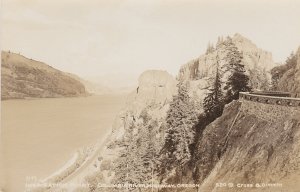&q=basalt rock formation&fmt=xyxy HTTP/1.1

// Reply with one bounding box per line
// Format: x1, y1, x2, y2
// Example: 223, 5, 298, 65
109, 70, 177, 147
